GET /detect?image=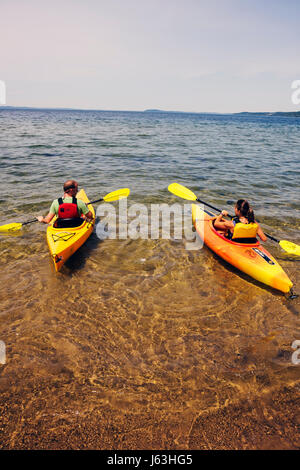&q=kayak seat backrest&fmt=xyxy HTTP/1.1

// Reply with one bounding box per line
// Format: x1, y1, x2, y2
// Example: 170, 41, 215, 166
54, 217, 85, 228
232, 222, 258, 240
